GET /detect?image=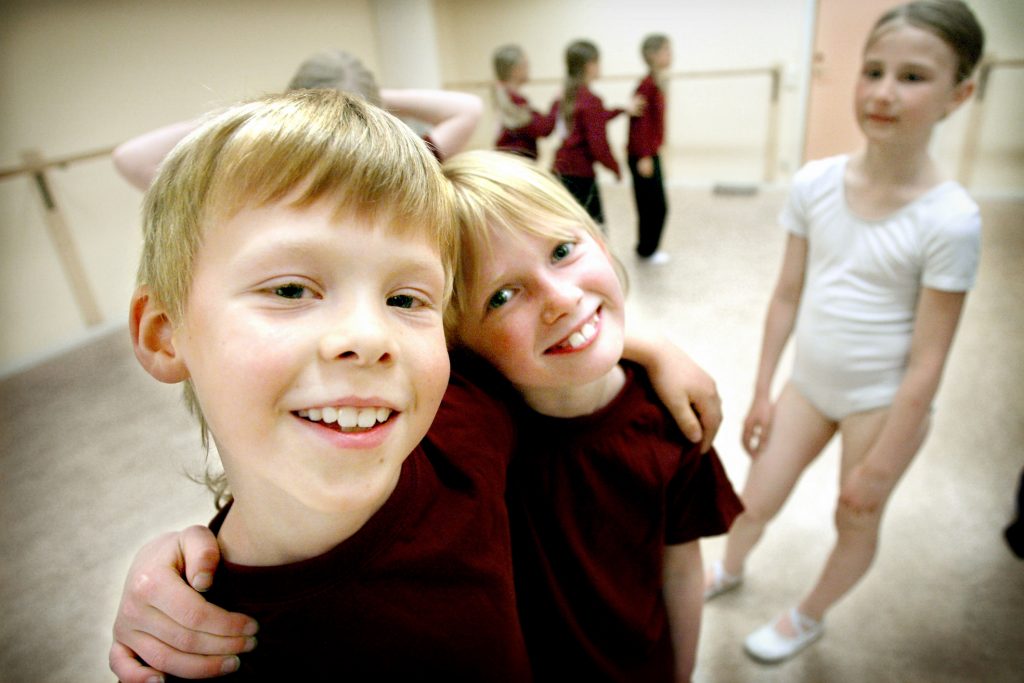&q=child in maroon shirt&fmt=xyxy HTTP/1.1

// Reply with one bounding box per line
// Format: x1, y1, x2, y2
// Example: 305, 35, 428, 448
445, 151, 742, 681
492, 44, 558, 160
628, 34, 672, 262
552, 40, 640, 228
